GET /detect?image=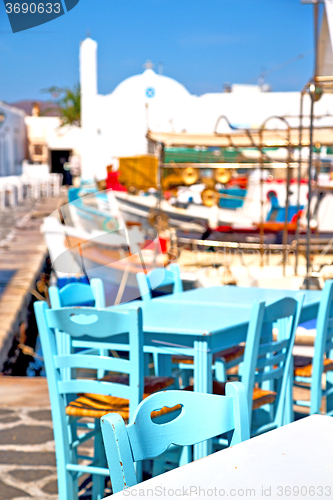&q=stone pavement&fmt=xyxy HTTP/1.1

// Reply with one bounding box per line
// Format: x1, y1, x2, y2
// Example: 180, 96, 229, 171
0, 377, 113, 500
0, 377, 57, 500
